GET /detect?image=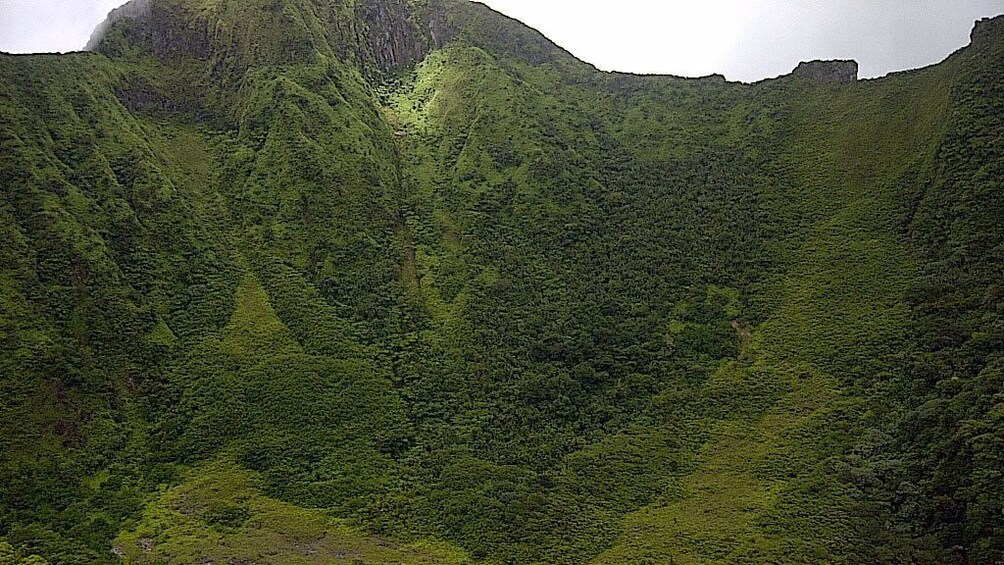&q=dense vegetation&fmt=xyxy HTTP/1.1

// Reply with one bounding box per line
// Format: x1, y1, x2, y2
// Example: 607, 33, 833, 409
1, 1, 1001, 563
